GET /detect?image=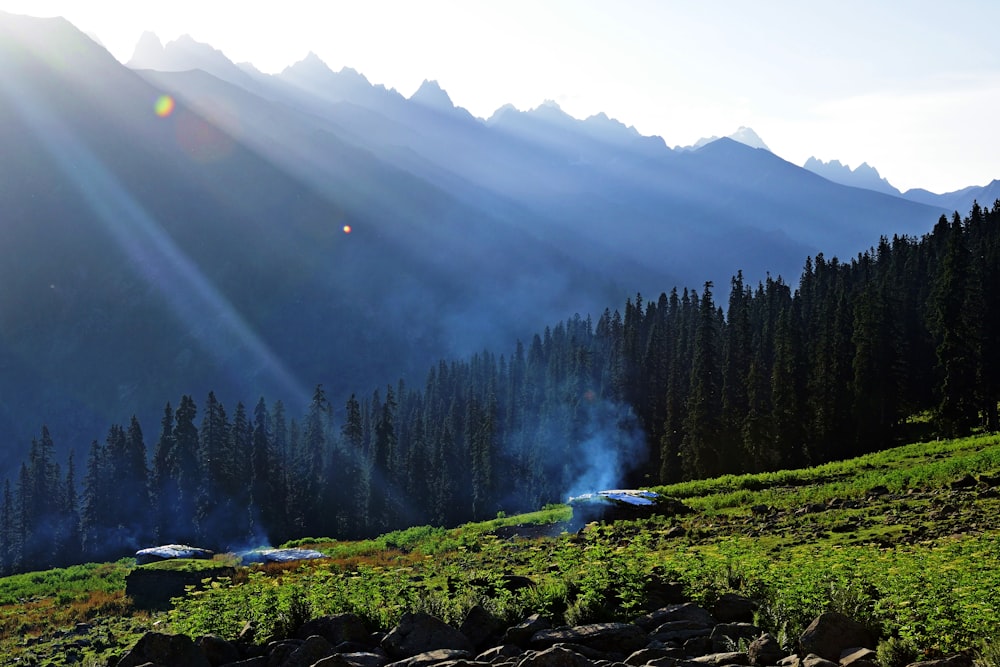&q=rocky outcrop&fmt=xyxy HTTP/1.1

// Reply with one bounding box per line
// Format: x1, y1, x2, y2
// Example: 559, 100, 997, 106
107, 602, 879, 667
125, 564, 236, 609
114, 599, 982, 667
